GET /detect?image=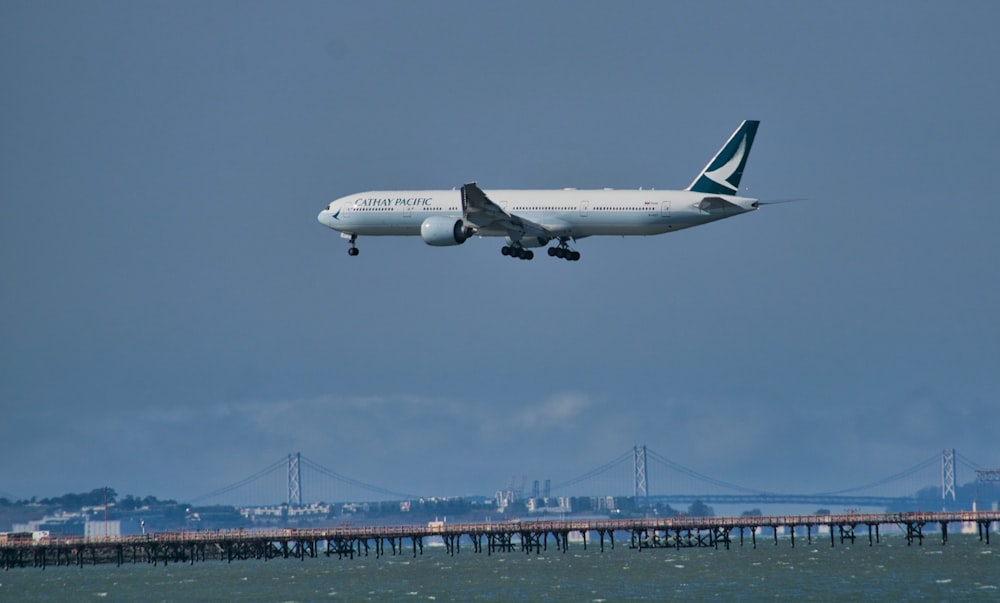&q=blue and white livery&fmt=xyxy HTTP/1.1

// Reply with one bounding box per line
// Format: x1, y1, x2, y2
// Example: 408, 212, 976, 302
318, 120, 762, 261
